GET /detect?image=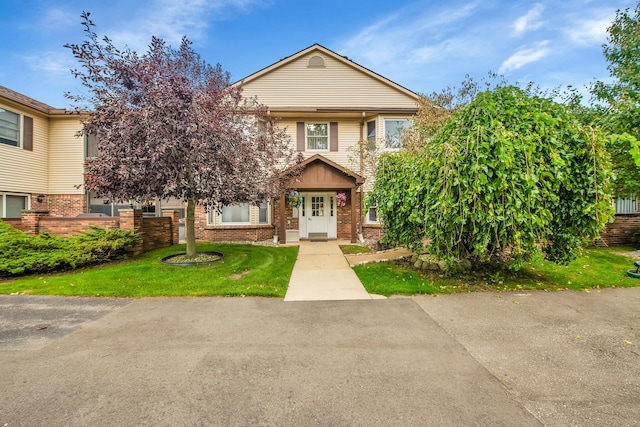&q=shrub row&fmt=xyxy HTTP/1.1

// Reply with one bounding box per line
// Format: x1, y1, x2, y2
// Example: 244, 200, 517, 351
0, 221, 140, 277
